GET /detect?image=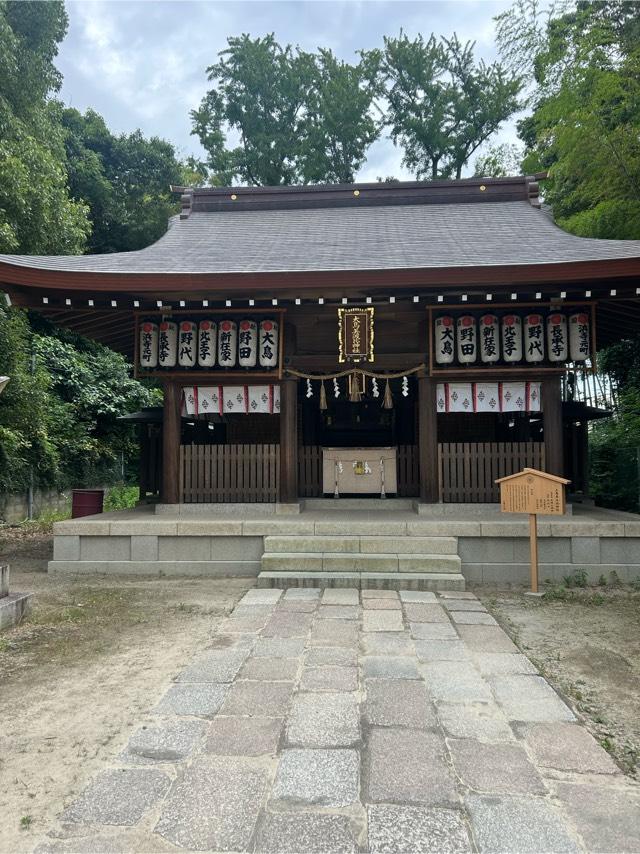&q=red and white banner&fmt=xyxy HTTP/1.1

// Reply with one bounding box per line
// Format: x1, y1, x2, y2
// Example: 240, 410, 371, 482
183, 385, 280, 416
437, 381, 541, 413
